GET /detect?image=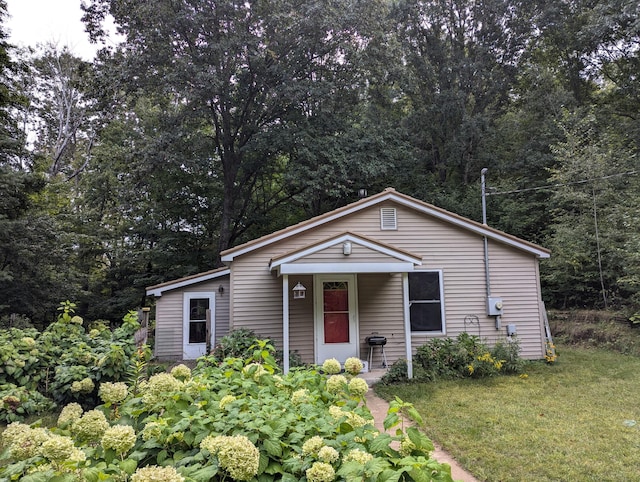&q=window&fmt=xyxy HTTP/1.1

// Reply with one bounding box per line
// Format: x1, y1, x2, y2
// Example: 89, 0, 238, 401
188, 297, 209, 343
408, 271, 444, 332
